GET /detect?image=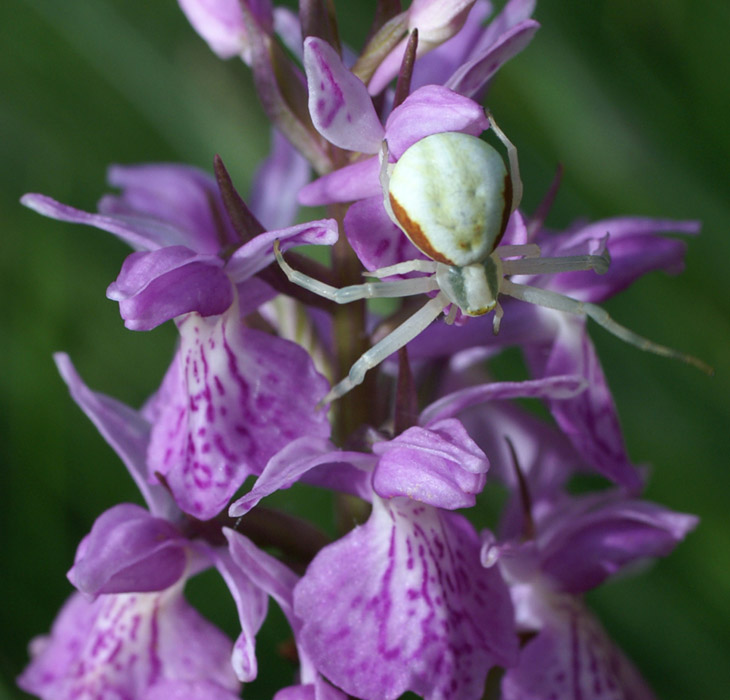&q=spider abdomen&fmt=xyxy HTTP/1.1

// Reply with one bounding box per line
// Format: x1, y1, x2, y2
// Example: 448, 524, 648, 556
388, 131, 511, 267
